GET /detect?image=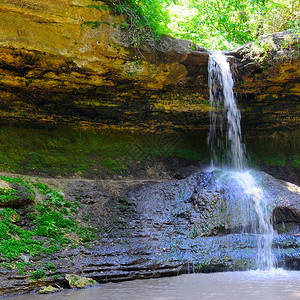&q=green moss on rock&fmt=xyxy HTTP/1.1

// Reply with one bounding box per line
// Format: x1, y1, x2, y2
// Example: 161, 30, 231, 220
0, 177, 98, 261
39, 285, 60, 294
65, 274, 98, 288
0, 177, 35, 207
